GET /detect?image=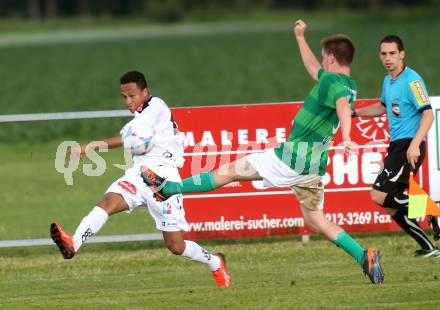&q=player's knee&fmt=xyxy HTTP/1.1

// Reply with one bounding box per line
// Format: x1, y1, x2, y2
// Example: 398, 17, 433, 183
303, 216, 322, 234
370, 190, 386, 206
97, 193, 127, 216
166, 242, 185, 255
97, 196, 113, 214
